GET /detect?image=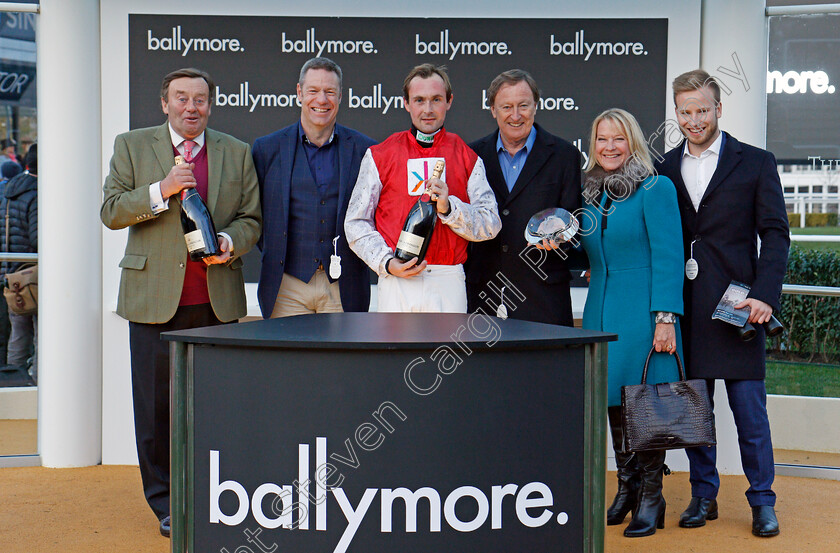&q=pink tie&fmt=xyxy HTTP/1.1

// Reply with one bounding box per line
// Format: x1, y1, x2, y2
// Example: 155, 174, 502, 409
182, 140, 195, 162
